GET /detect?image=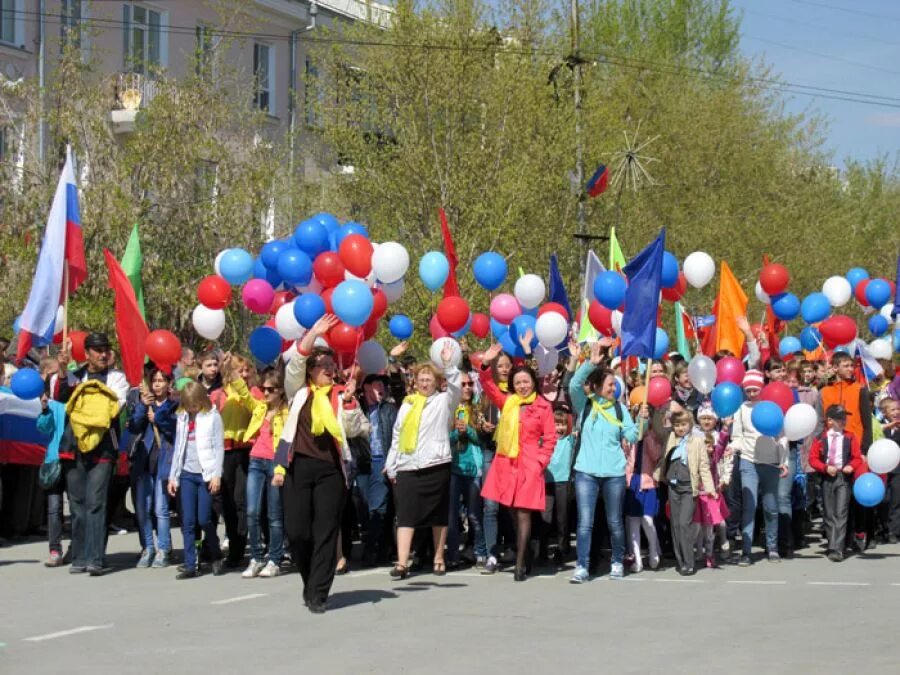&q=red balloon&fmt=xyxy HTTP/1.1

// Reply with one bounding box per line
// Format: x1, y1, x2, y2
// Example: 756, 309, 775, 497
371, 288, 388, 320
647, 376, 672, 407
321, 287, 335, 315
538, 303, 570, 321
271, 290, 294, 315
470, 313, 490, 339
69, 330, 88, 362
146, 330, 182, 373
436, 296, 470, 333
662, 272, 687, 303
888, 280, 897, 298
327, 322, 361, 353
854, 280, 870, 307
716, 356, 745, 385
759, 263, 790, 296
588, 300, 614, 336
198, 275, 232, 310
429, 314, 450, 339
313, 252, 345, 288
819, 315, 857, 348
362, 315, 379, 341
338, 234, 374, 278
760, 381, 794, 414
